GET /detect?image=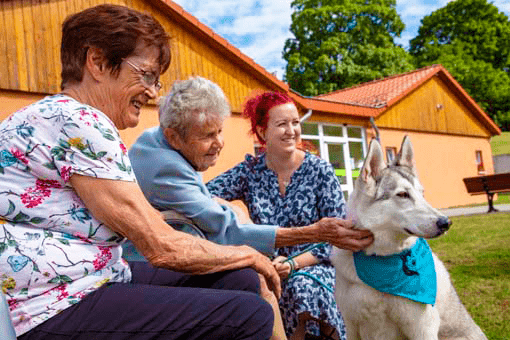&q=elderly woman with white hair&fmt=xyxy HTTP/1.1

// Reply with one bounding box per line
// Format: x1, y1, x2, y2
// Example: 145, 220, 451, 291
130, 77, 281, 250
